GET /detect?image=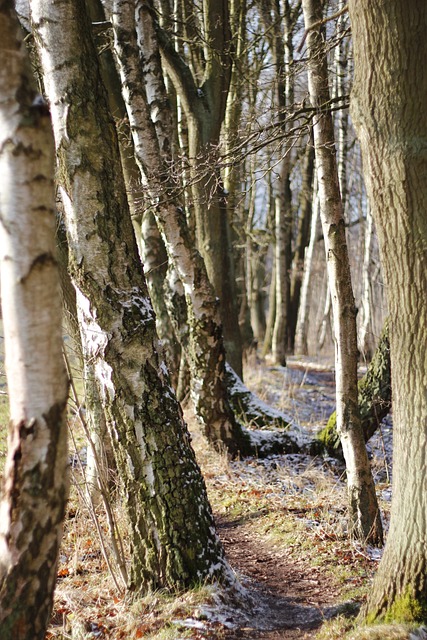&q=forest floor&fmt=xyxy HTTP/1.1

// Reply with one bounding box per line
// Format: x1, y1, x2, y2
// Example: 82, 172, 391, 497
35, 353, 406, 640
3, 334, 420, 638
